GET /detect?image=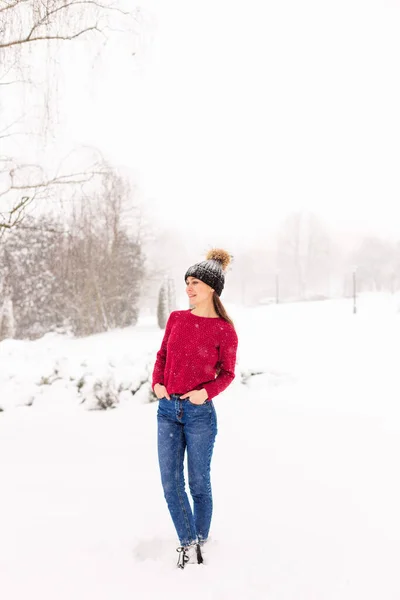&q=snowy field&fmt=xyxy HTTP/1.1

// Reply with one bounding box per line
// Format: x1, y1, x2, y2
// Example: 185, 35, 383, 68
1, 293, 400, 599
